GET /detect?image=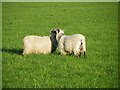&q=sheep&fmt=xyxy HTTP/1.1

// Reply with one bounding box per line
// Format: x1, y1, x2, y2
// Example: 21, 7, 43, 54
22, 30, 58, 55
53, 29, 86, 57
